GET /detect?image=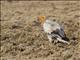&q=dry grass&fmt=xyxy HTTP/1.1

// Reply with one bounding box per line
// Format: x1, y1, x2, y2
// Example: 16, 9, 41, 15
1, 1, 80, 60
